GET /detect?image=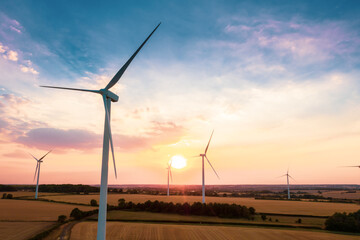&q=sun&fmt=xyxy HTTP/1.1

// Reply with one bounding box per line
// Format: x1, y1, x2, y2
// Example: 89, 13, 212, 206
170, 155, 187, 169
